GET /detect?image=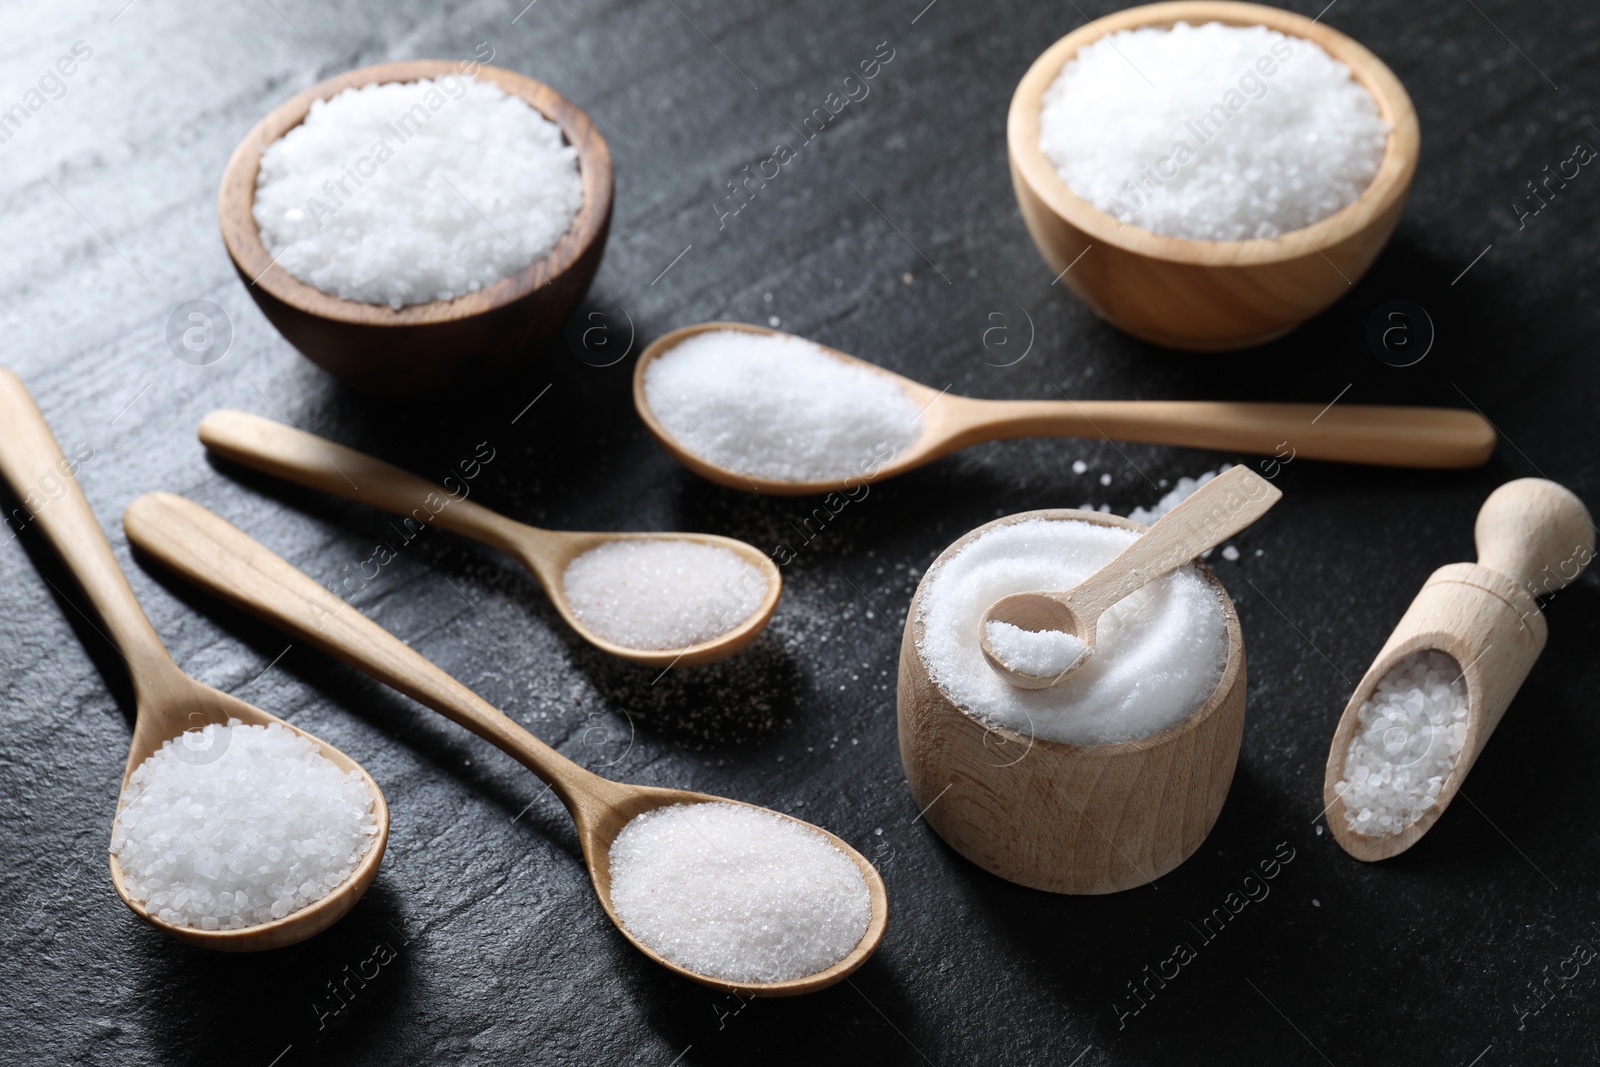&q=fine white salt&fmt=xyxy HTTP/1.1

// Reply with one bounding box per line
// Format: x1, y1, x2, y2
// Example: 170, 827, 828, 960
562, 539, 767, 651
642, 329, 923, 483
1336, 650, 1469, 836
1128, 466, 1230, 525
984, 620, 1089, 678
111, 720, 378, 930
919, 518, 1228, 744
254, 77, 583, 308
1039, 22, 1390, 241
608, 802, 872, 983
